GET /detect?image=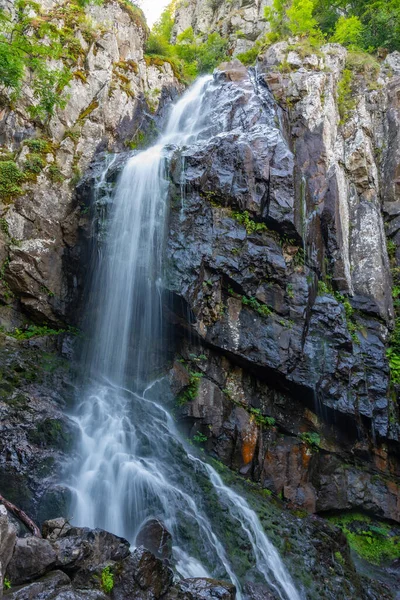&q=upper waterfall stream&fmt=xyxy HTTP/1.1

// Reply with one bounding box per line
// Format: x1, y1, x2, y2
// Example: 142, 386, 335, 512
69, 75, 301, 600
